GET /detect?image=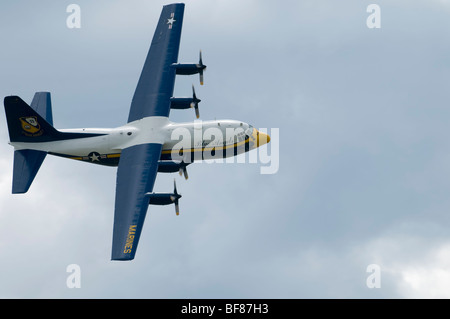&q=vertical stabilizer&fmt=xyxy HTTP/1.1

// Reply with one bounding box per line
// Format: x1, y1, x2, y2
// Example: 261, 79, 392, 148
30, 92, 53, 125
